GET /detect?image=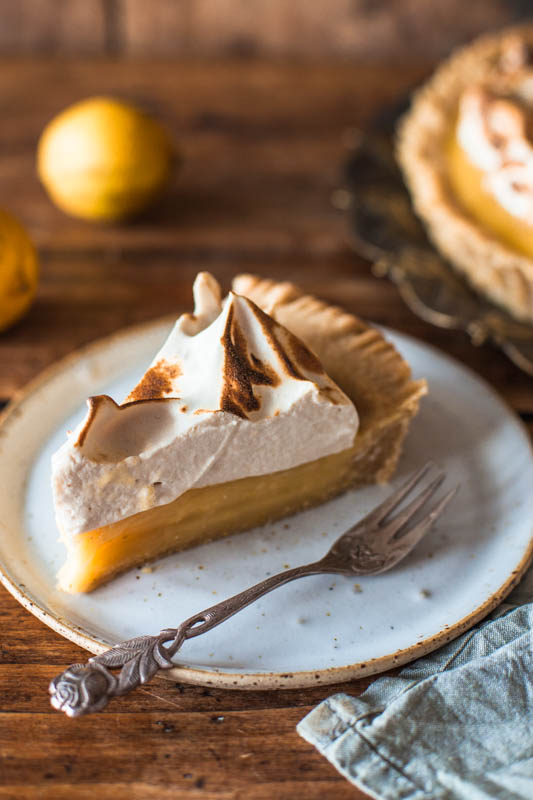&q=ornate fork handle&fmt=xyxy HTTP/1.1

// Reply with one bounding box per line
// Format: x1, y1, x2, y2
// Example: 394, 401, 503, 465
50, 559, 333, 717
